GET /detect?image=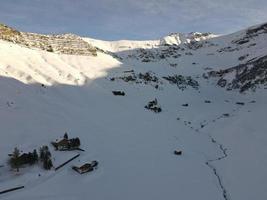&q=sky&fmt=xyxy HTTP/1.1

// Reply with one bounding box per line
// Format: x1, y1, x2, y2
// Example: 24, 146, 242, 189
0, 0, 267, 40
